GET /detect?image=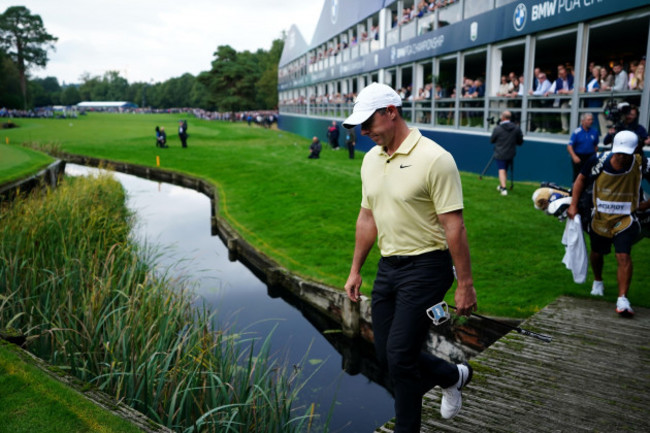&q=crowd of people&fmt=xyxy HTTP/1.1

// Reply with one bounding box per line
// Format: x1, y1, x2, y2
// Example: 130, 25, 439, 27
0, 107, 79, 119
393, 0, 458, 27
